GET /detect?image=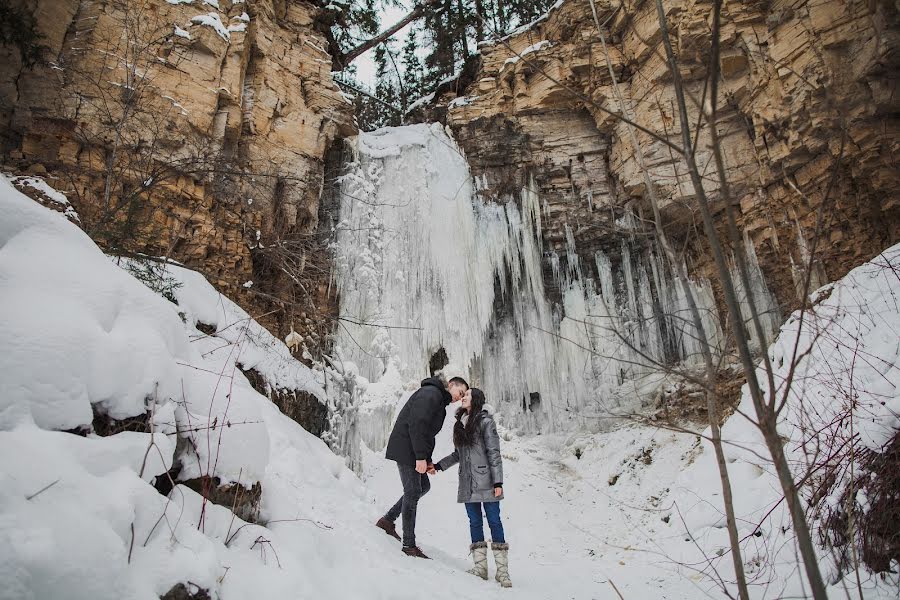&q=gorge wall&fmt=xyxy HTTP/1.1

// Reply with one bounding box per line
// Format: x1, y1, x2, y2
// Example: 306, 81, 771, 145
2, 0, 897, 432
437, 0, 899, 331
0, 0, 356, 351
